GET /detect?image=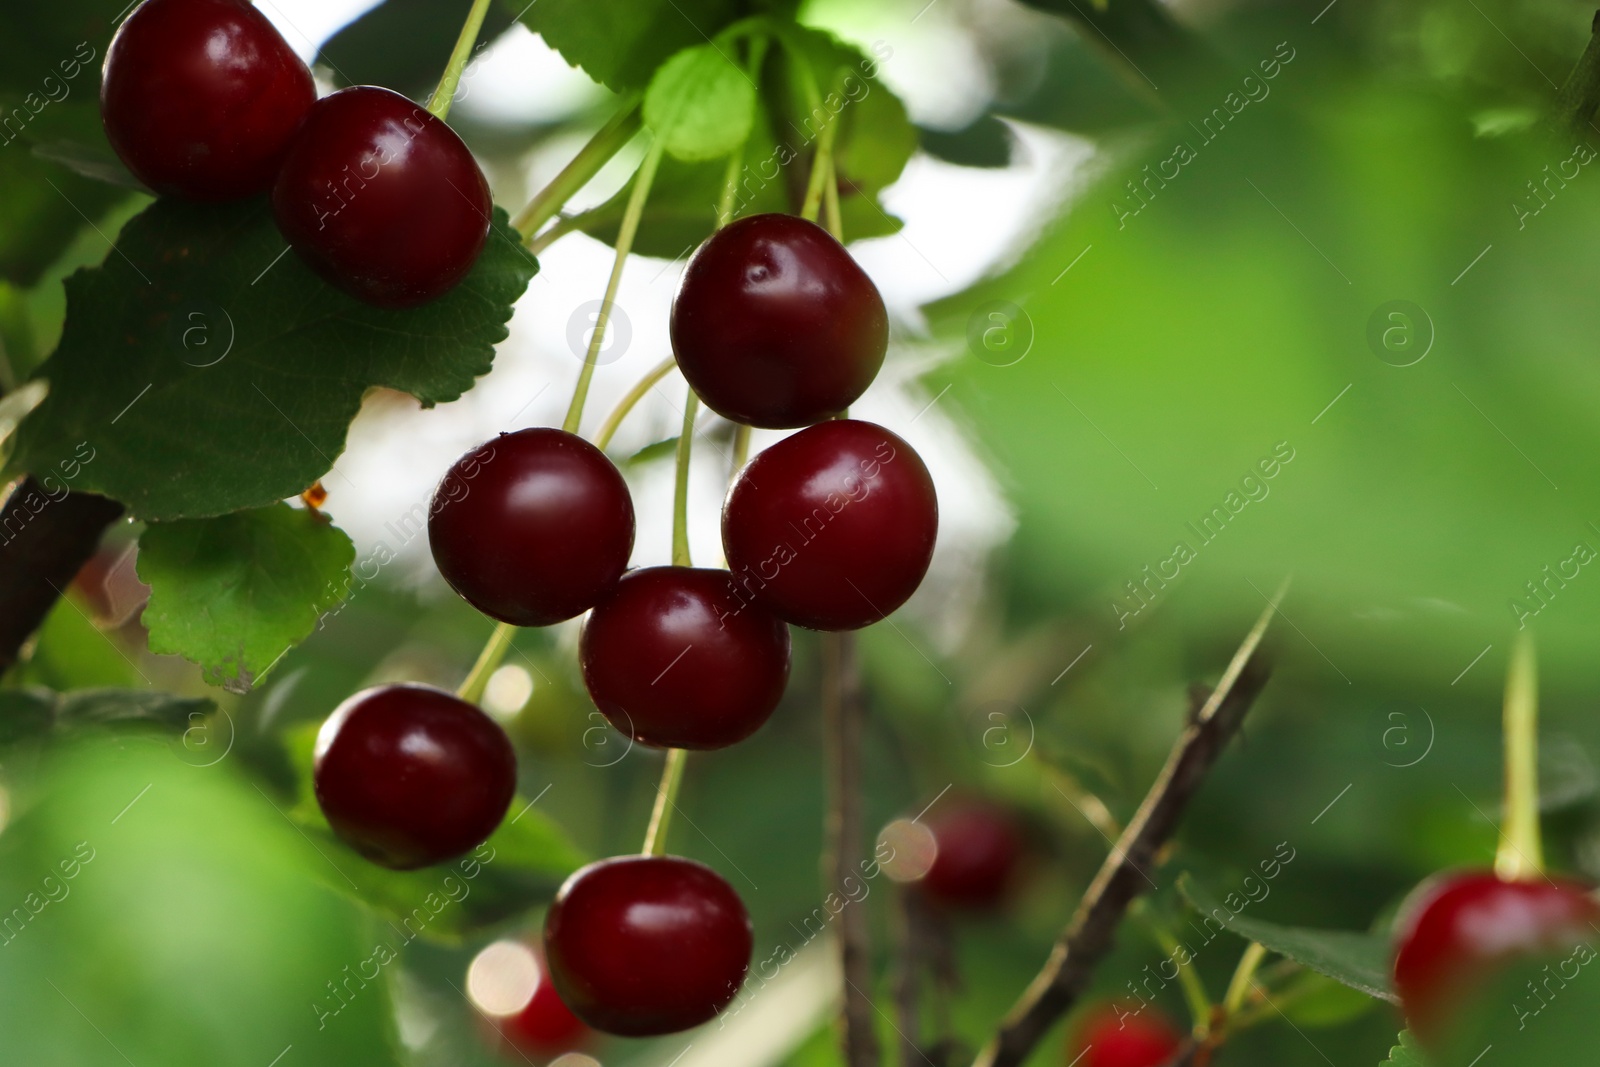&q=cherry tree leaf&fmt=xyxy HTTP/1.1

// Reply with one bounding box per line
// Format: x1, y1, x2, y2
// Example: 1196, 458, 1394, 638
137, 503, 355, 693
10, 197, 536, 521
644, 43, 757, 162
